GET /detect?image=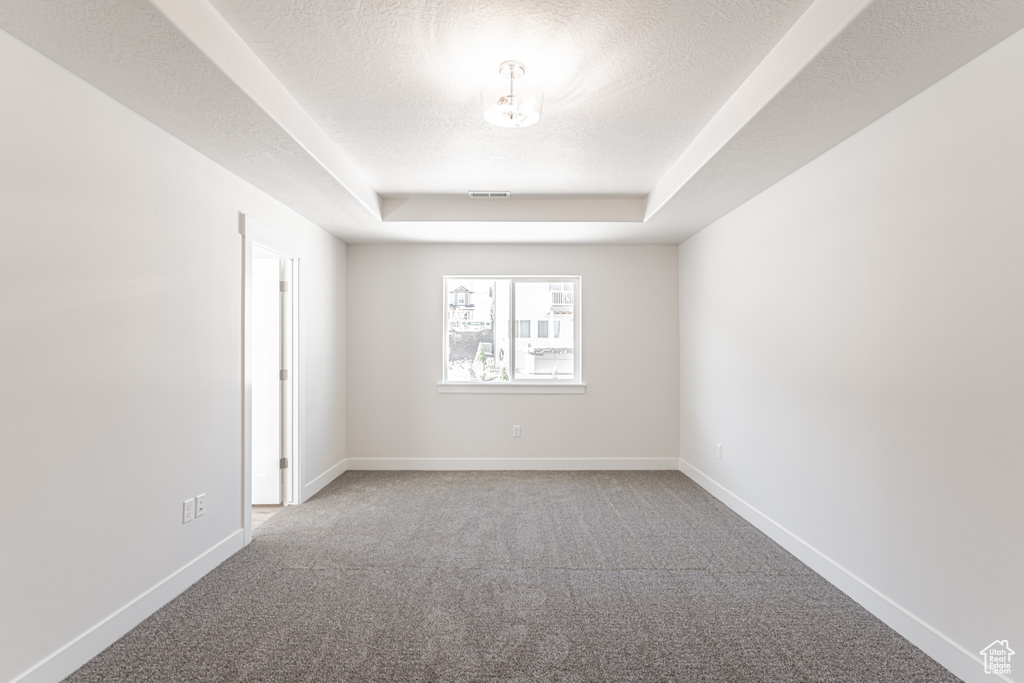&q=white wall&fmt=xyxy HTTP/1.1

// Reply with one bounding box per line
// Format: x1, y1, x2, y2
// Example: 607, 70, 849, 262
295, 237, 347, 500
347, 244, 679, 469
0, 30, 346, 683
678, 27, 1023, 683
